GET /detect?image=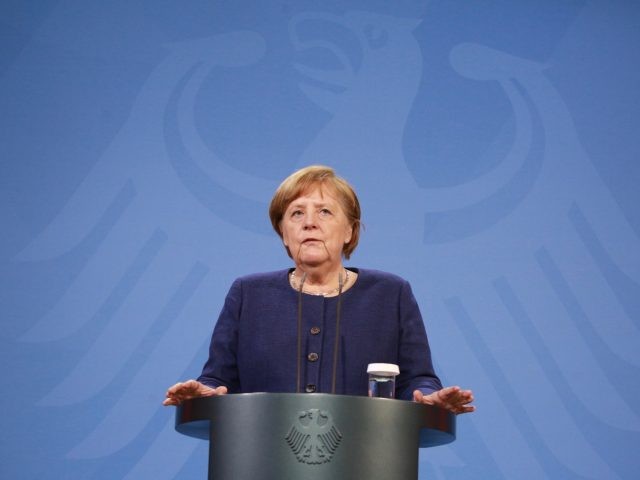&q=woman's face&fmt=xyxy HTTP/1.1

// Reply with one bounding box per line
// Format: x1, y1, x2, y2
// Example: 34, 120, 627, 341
280, 185, 353, 269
